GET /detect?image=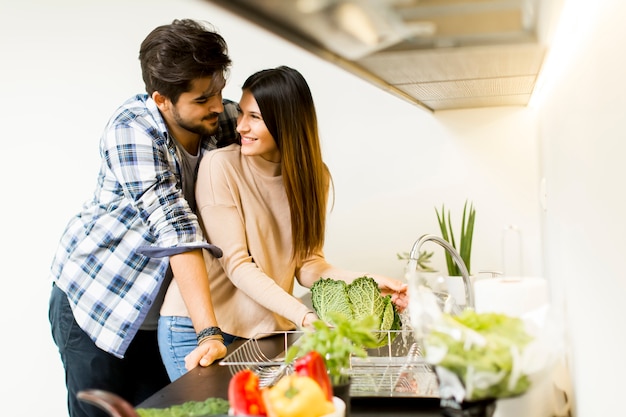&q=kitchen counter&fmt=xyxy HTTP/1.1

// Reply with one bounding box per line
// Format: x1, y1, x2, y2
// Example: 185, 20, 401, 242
138, 334, 443, 416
